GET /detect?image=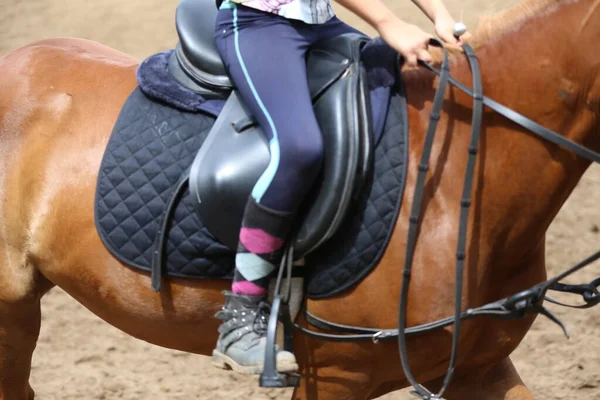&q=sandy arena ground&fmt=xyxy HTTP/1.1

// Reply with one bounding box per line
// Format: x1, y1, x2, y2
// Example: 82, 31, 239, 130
1, 0, 599, 398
